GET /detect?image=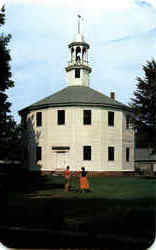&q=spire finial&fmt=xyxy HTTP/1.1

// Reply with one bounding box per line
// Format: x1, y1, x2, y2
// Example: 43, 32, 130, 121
77, 14, 82, 34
